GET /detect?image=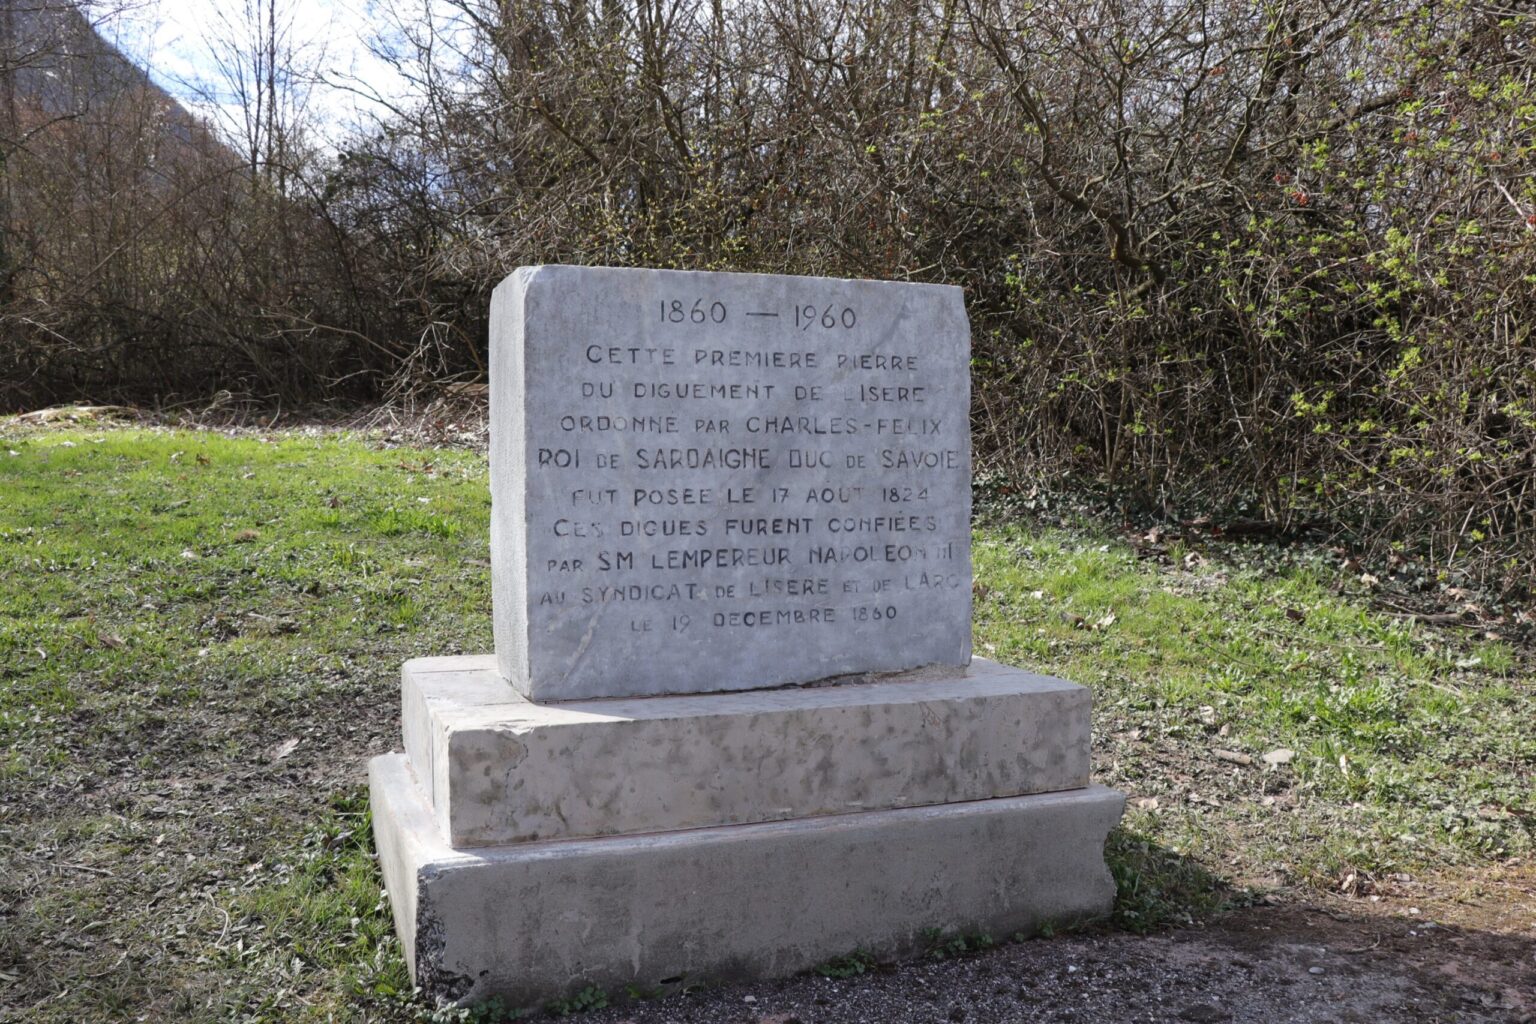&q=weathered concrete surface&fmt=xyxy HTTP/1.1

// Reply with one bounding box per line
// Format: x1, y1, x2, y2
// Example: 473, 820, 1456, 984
490, 266, 972, 700
402, 655, 1092, 847
370, 753, 1124, 1011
